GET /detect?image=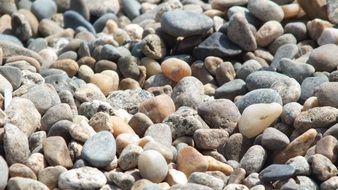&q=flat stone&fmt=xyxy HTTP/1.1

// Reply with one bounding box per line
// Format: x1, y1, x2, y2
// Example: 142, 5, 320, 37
138, 150, 169, 183
193, 32, 242, 60
259, 164, 295, 183
215, 79, 248, 100
193, 129, 228, 150
82, 131, 116, 167
240, 145, 266, 174
160, 10, 213, 37
4, 124, 30, 165
31, 0, 56, 19
58, 167, 107, 190
43, 136, 73, 168
198, 99, 241, 134
7, 177, 48, 190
